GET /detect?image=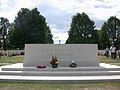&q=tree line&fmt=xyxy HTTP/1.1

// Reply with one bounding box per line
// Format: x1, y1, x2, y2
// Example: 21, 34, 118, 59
0, 8, 53, 50
66, 13, 120, 49
0, 8, 120, 50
